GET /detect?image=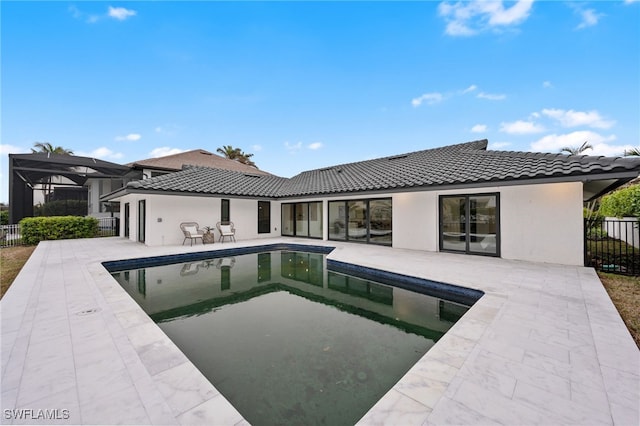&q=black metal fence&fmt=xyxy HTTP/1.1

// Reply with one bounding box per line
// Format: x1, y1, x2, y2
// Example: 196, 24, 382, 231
584, 218, 640, 276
